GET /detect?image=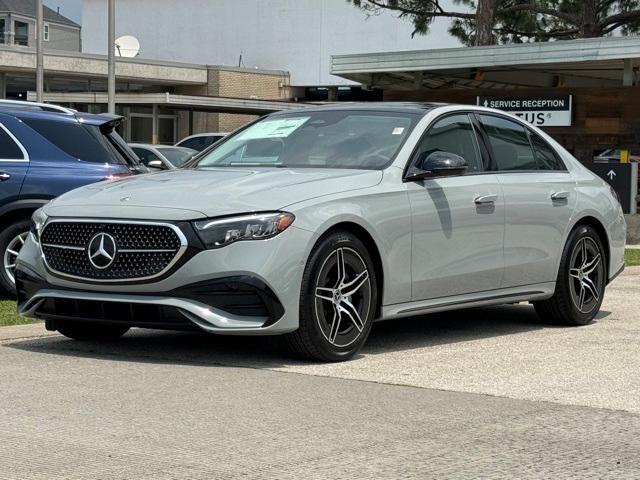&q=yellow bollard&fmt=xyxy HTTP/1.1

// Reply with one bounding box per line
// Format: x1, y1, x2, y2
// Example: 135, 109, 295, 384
620, 149, 630, 163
